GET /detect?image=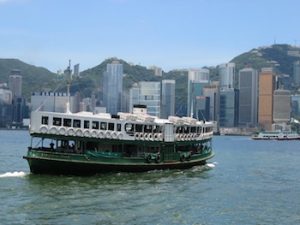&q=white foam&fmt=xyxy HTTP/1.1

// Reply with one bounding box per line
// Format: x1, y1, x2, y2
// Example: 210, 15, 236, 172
206, 163, 216, 168
0, 171, 27, 178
